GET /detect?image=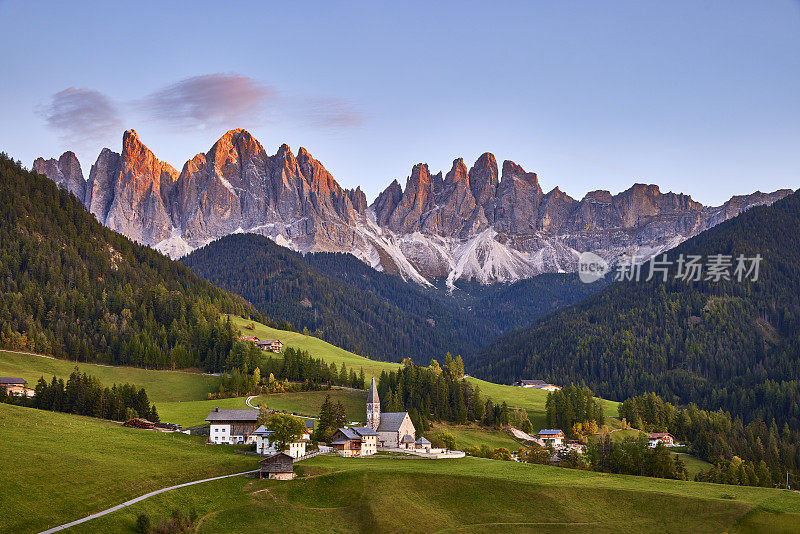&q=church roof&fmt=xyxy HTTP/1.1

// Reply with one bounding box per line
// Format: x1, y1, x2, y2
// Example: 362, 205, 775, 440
367, 377, 379, 404
377, 412, 409, 432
